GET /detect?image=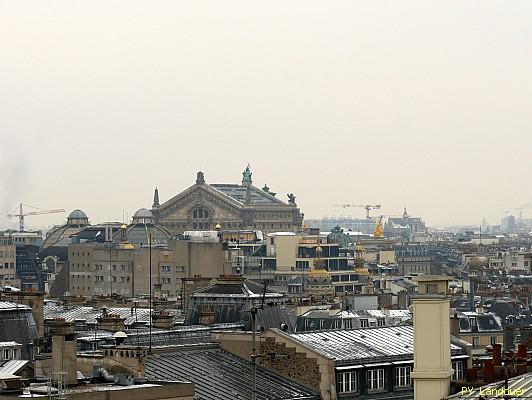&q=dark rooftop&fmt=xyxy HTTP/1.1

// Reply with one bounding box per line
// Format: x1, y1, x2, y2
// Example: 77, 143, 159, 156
145, 346, 320, 400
